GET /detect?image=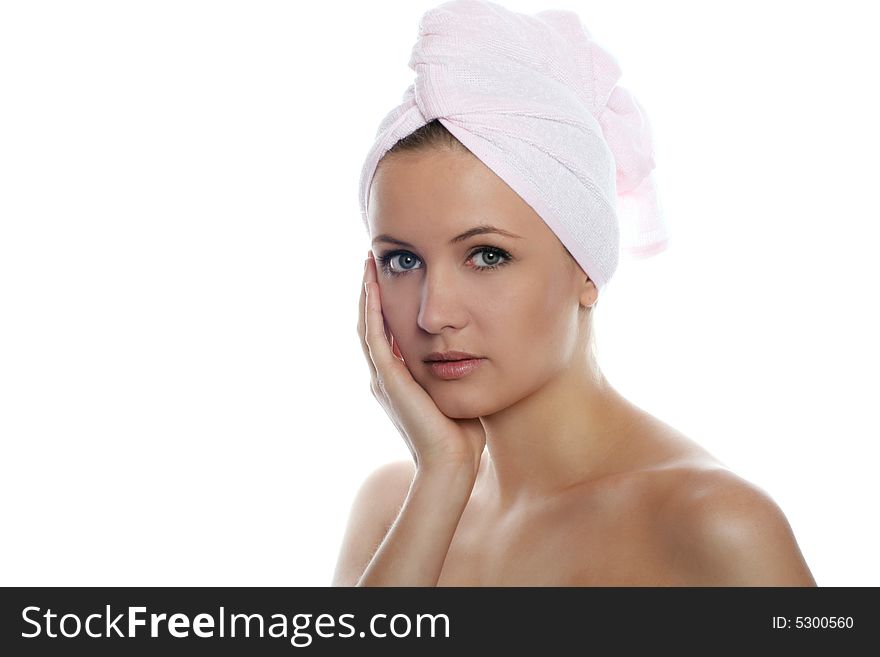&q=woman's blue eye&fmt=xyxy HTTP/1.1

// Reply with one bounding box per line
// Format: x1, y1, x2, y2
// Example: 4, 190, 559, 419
472, 248, 506, 268
376, 246, 512, 278
382, 252, 419, 274
382, 252, 422, 274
